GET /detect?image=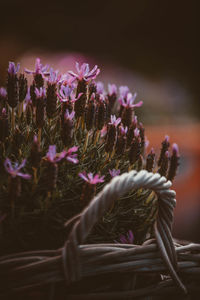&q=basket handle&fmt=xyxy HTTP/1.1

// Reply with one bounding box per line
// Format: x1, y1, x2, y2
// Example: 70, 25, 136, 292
62, 170, 186, 294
